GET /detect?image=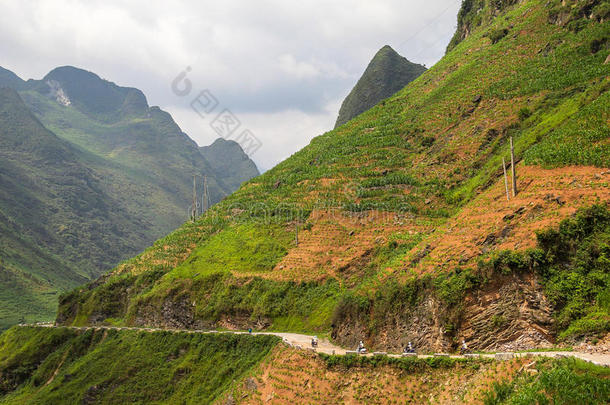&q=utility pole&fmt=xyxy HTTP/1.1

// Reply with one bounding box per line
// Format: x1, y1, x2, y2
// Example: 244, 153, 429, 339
510, 137, 517, 197
202, 175, 209, 213
502, 157, 510, 201
192, 175, 197, 222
